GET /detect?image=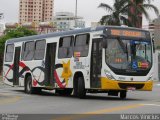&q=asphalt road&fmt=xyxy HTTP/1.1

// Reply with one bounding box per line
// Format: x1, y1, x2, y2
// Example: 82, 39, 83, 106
0, 82, 160, 120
